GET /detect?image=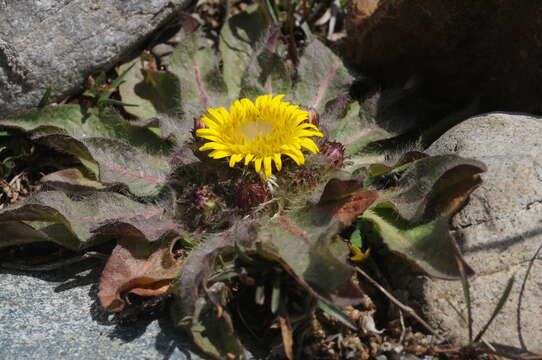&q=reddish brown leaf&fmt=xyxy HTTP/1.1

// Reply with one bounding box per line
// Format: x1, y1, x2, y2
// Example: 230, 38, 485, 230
316, 178, 379, 227
98, 235, 183, 312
